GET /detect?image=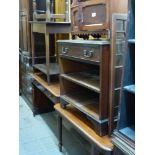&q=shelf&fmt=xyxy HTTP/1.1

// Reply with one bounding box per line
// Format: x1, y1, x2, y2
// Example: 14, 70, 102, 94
54, 104, 113, 151
61, 92, 99, 121
32, 73, 60, 97
128, 39, 135, 44
61, 72, 100, 93
124, 84, 135, 94
116, 31, 126, 33
119, 126, 135, 142
33, 63, 59, 75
